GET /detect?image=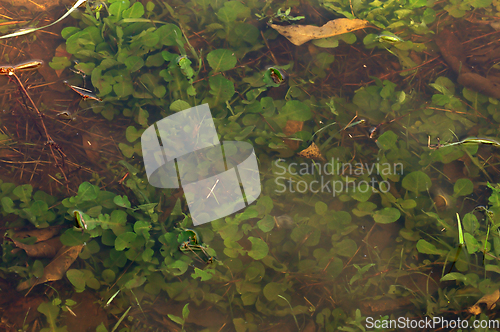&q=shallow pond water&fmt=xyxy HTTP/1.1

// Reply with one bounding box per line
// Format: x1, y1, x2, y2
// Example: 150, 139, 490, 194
0, 0, 500, 331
